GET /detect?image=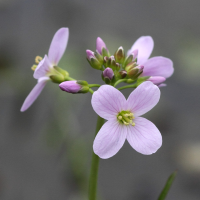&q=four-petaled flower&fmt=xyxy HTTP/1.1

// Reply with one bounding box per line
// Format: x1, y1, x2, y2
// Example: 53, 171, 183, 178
20, 27, 69, 112
91, 81, 162, 159
127, 36, 174, 85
